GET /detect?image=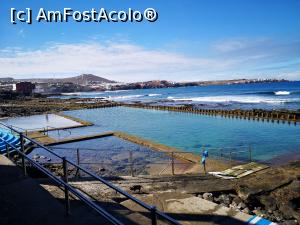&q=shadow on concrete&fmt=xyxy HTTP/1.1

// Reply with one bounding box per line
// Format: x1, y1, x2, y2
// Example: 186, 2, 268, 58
0, 163, 112, 225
